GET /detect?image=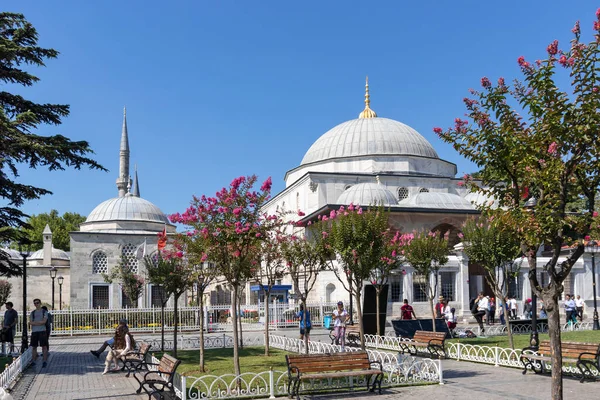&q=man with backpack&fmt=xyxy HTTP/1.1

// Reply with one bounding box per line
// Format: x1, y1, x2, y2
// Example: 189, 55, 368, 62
30, 299, 49, 368
41, 306, 53, 351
